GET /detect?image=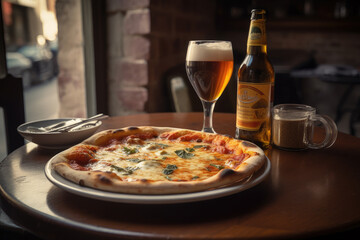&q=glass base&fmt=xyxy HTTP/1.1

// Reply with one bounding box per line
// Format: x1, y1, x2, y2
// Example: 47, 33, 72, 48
201, 100, 216, 134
